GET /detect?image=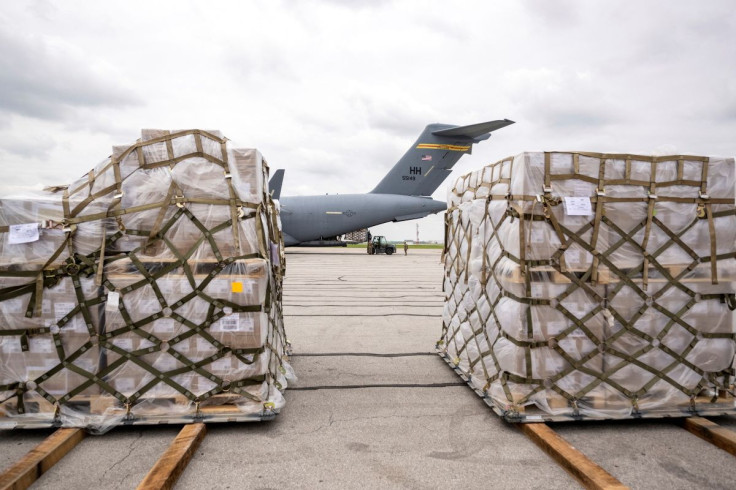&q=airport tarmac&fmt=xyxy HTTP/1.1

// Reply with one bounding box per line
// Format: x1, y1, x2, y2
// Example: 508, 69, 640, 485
1, 247, 734, 489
